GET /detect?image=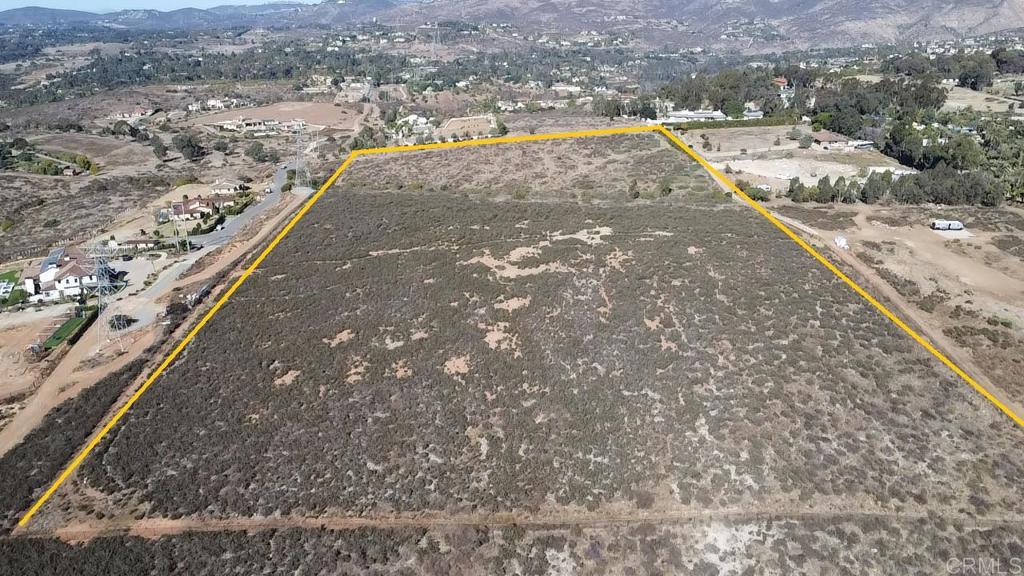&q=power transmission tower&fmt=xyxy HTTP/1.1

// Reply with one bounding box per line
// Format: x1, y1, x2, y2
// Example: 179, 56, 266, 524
87, 242, 127, 353
292, 125, 309, 189
171, 216, 190, 254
